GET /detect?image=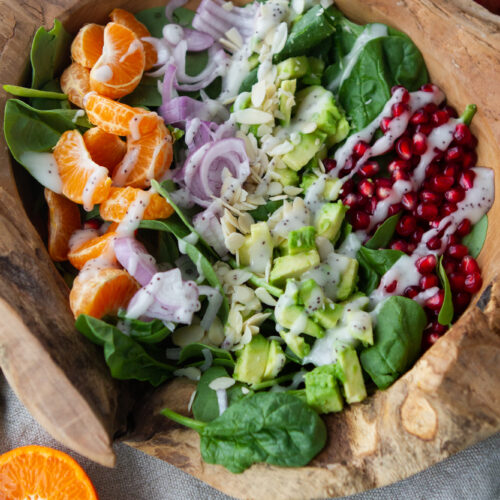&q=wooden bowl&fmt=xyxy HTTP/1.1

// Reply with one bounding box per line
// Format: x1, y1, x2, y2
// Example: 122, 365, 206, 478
1, 0, 499, 498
